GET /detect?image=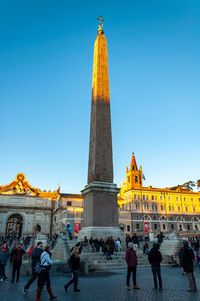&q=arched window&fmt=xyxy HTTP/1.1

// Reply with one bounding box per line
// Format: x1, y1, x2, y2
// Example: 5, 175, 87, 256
143, 215, 151, 221
6, 214, 23, 237
159, 216, 168, 221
